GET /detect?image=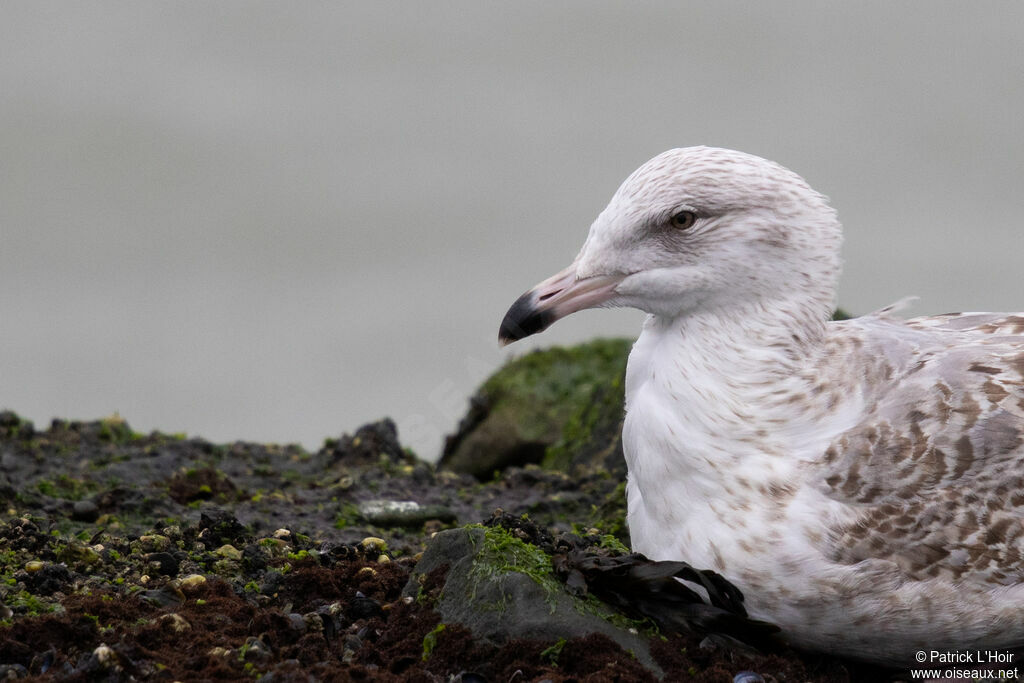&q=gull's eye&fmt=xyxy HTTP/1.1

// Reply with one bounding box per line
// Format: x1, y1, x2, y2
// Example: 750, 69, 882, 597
669, 210, 697, 230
